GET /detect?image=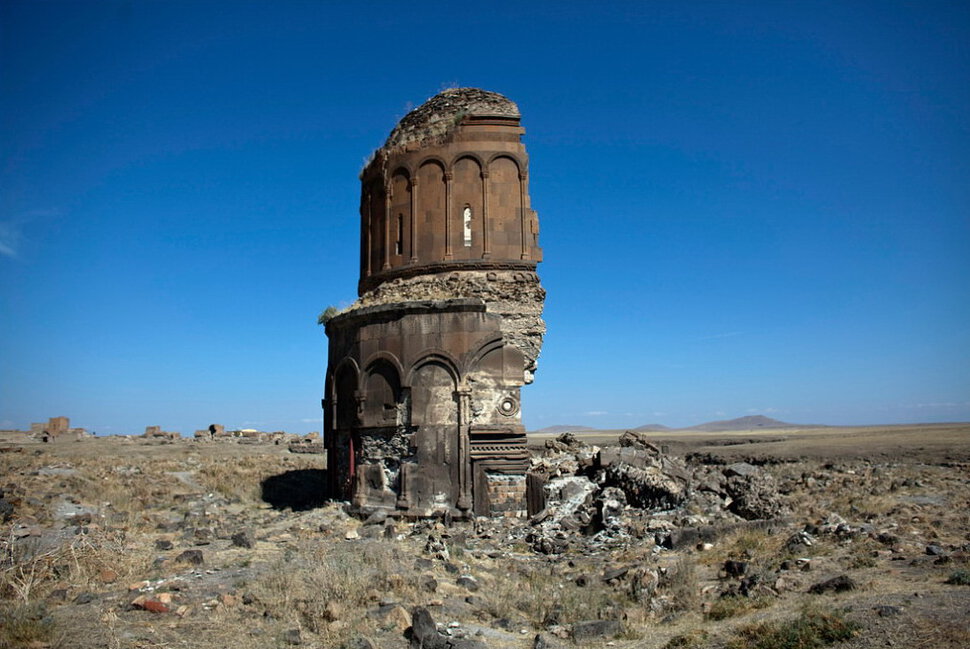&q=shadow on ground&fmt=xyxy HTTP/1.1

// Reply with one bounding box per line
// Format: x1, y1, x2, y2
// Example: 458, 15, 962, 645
260, 469, 329, 511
